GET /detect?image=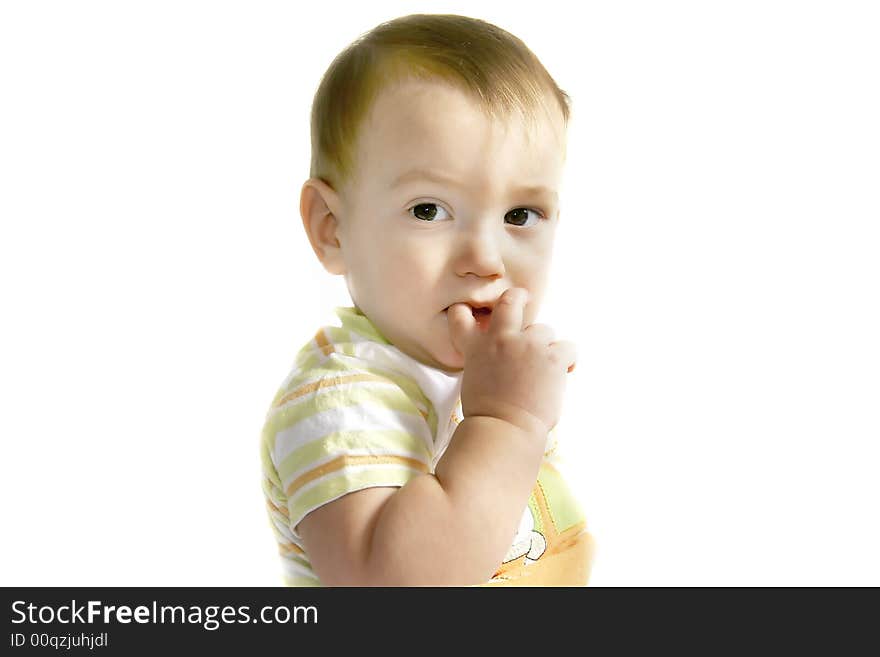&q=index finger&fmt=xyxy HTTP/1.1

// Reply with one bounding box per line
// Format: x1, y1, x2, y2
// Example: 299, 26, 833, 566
447, 302, 477, 356
491, 287, 529, 336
